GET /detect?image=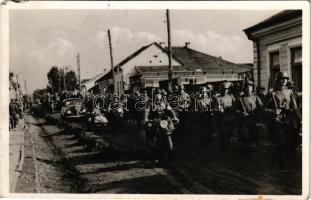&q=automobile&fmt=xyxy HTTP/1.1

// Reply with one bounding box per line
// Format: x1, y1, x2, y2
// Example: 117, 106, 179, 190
60, 98, 87, 123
